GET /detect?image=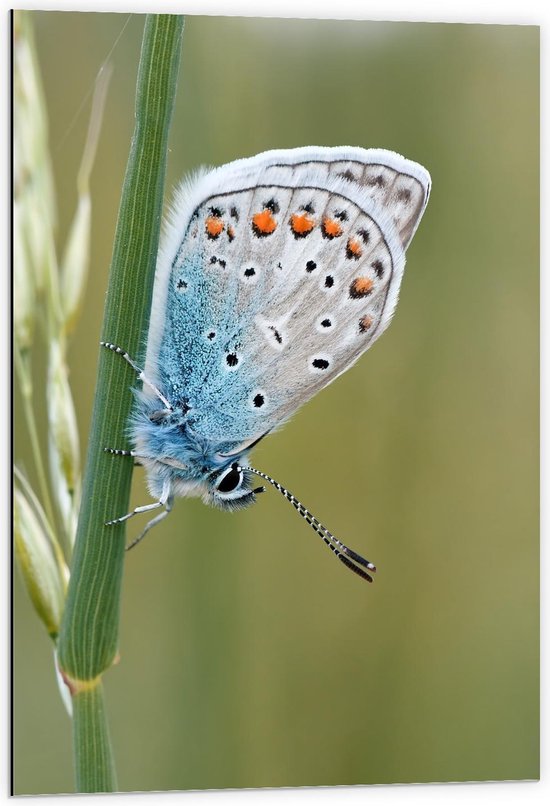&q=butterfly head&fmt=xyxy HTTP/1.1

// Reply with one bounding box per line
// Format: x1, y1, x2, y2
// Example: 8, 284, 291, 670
207, 462, 265, 511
